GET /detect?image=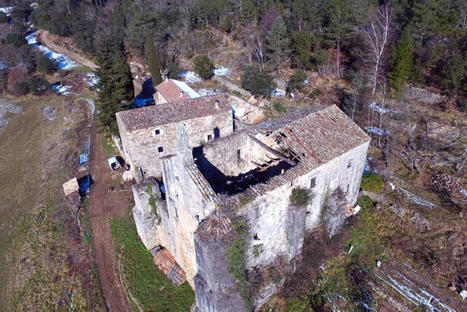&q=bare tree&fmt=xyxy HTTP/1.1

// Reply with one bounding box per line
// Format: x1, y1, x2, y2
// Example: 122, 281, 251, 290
360, 2, 393, 95
250, 33, 265, 71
